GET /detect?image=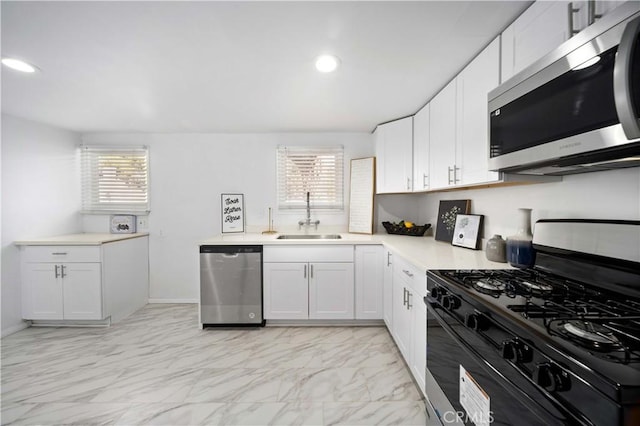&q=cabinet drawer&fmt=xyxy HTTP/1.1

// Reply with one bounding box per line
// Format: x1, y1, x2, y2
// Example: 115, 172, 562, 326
393, 255, 426, 298
23, 246, 102, 263
264, 245, 354, 263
